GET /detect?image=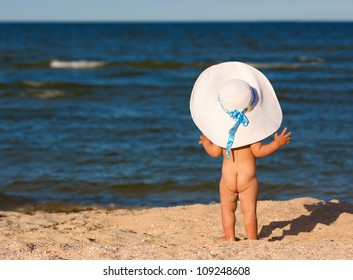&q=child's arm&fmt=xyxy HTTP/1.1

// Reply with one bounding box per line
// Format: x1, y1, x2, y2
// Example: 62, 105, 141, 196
250, 127, 292, 158
199, 134, 223, 158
